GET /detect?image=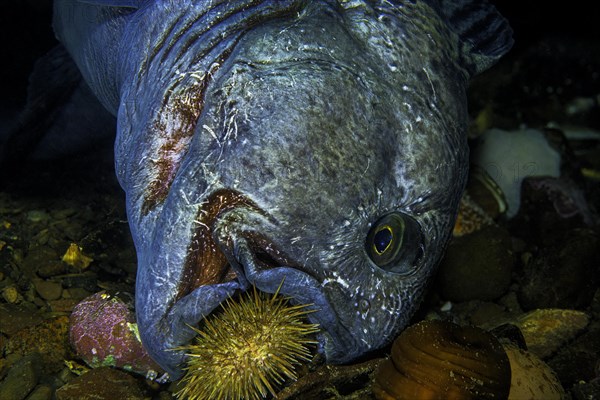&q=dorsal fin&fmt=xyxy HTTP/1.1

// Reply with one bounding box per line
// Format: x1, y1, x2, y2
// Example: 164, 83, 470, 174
438, 0, 514, 75
77, 0, 145, 8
